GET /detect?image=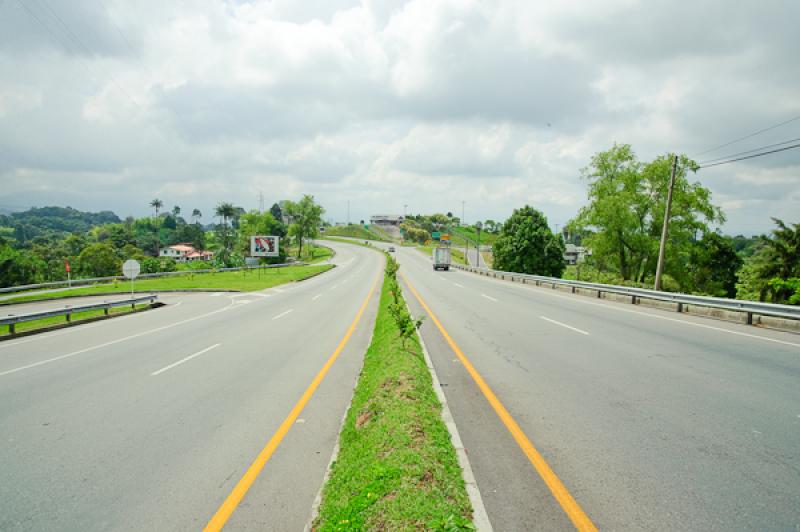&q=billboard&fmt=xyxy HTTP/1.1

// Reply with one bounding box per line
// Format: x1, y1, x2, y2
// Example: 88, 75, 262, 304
250, 235, 279, 257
